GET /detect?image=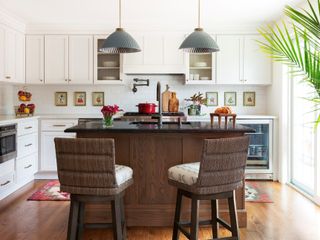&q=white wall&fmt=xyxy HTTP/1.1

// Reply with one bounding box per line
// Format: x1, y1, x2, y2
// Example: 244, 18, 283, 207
0, 84, 14, 114
13, 76, 268, 115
